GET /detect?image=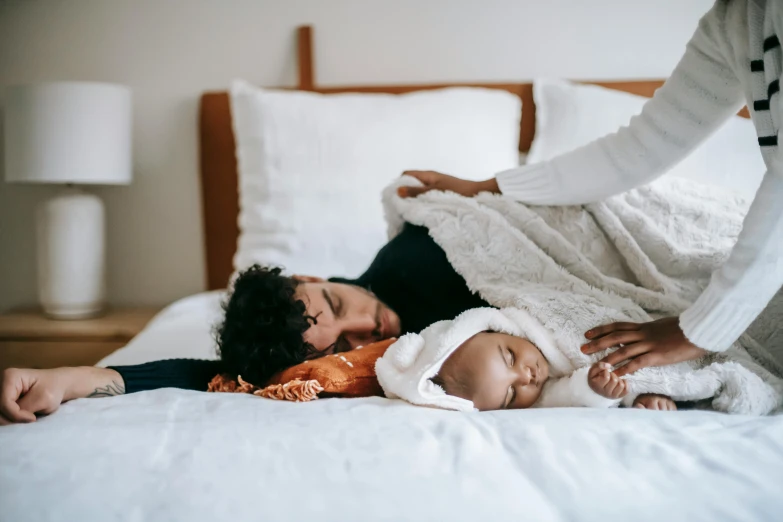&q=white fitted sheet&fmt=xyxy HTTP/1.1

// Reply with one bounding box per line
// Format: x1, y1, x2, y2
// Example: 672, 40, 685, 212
0, 391, 781, 521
